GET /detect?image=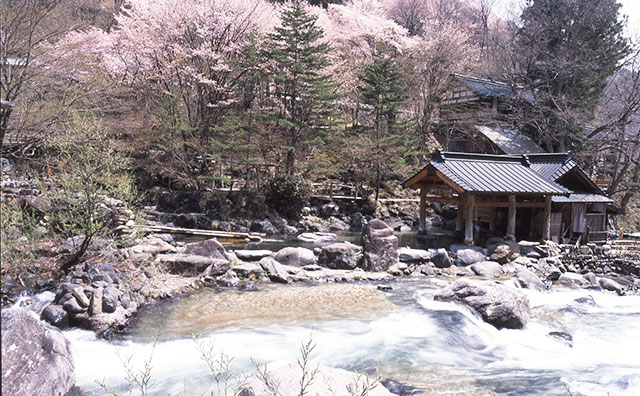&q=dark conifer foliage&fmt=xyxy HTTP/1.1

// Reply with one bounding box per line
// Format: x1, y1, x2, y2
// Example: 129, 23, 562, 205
262, 0, 340, 175
513, 0, 630, 152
